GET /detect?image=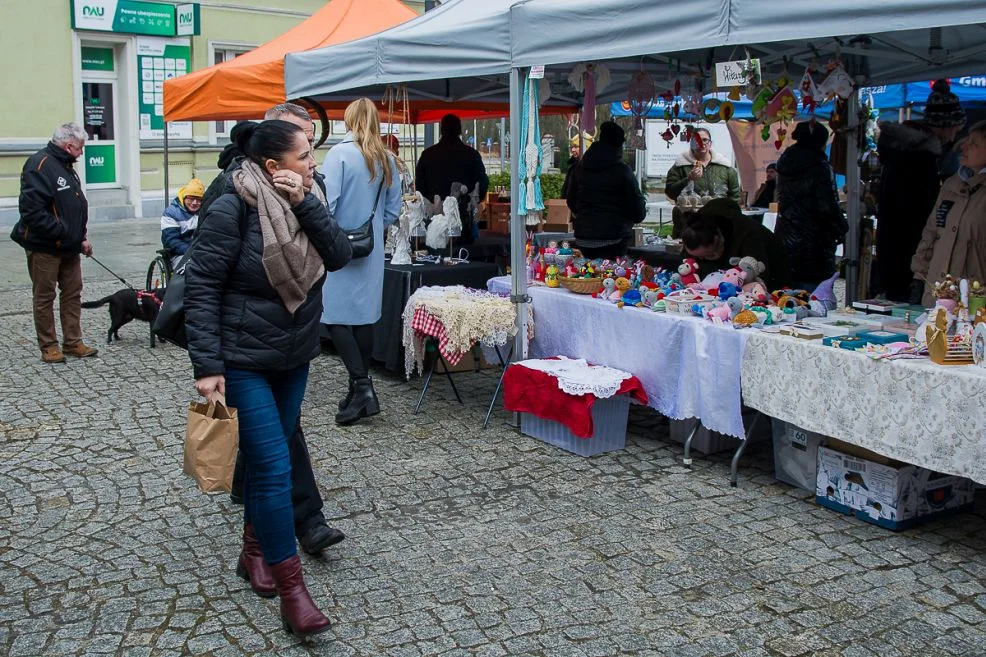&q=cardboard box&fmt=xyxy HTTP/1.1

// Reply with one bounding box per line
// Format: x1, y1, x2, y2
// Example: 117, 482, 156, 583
815, 444, 976, 531
486, 203, 510, 234
441, 346, 498, 373
521, 394, 630, 456
772, 420, 828, 491
541, 221, 573, 233
545, 198, 571, 225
